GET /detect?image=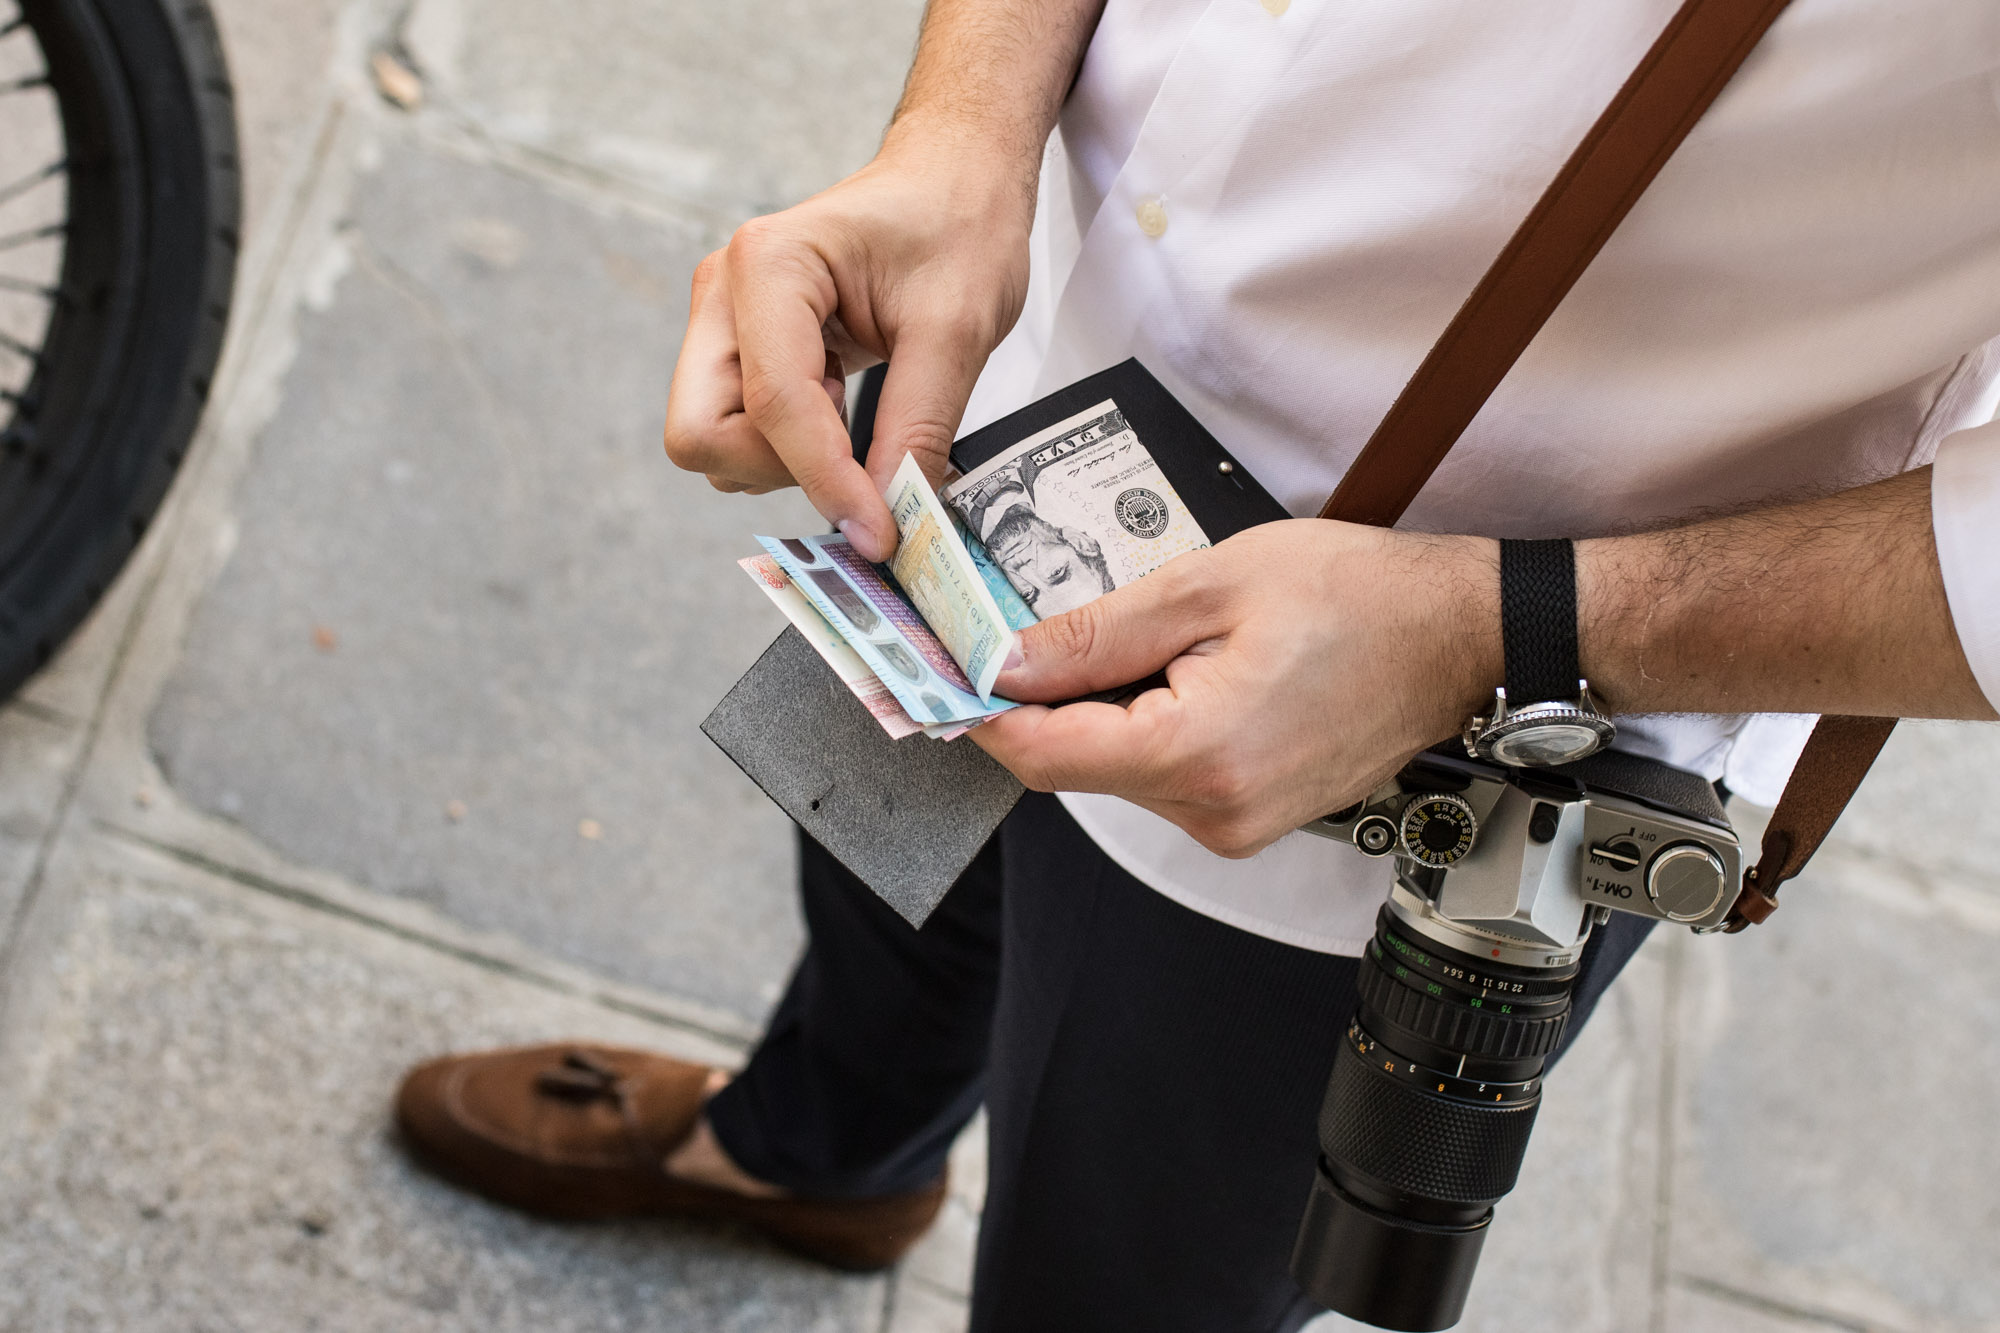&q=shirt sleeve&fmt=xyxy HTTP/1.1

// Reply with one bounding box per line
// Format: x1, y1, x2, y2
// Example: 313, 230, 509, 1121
1932, 418, 2000, 712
